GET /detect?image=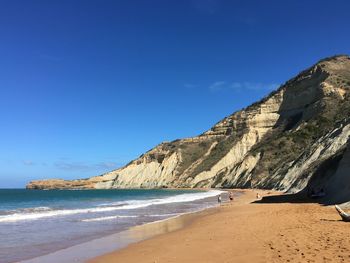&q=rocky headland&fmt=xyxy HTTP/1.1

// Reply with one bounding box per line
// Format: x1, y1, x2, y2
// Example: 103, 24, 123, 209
27, 55, 350, 203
